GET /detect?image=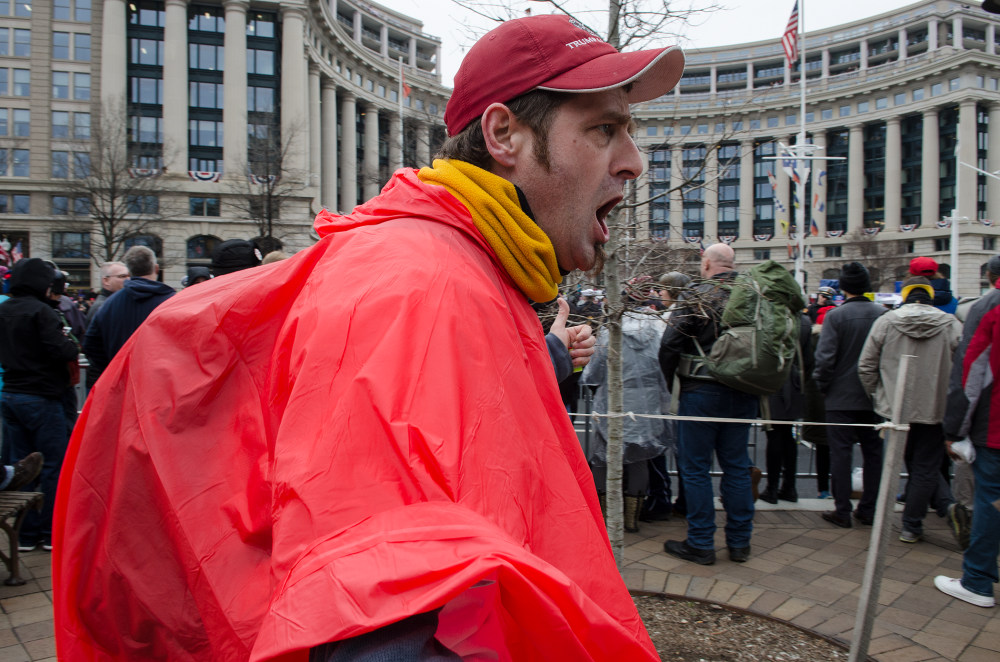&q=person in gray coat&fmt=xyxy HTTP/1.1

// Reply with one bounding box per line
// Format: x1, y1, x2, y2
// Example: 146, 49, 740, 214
858, 276, 962, 543
812, 262, 886, 528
